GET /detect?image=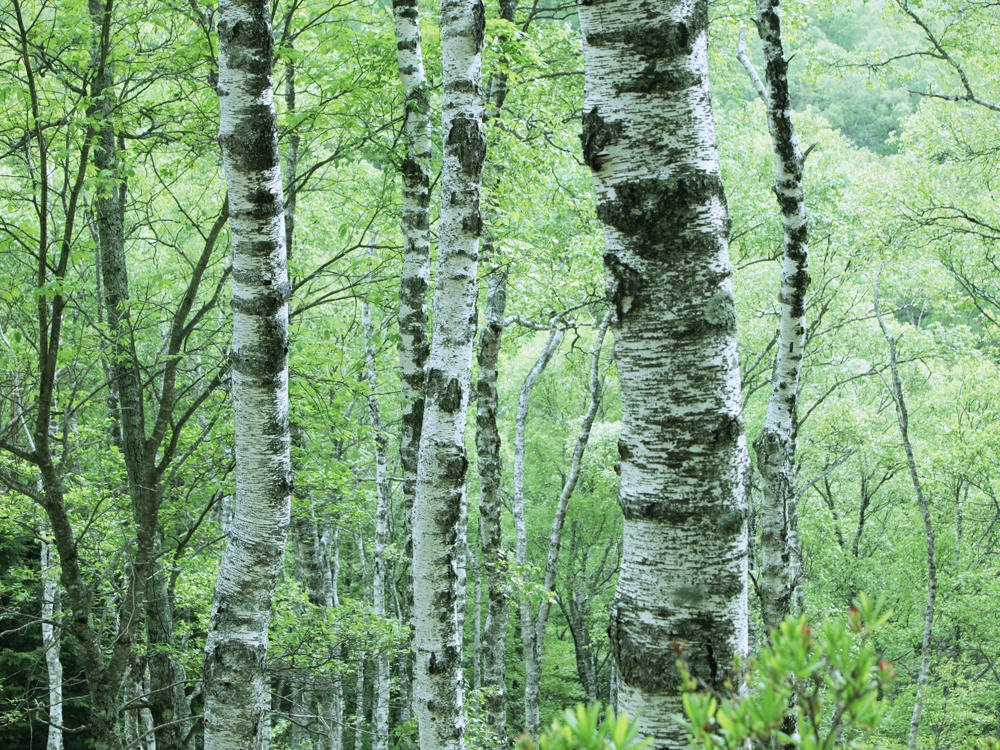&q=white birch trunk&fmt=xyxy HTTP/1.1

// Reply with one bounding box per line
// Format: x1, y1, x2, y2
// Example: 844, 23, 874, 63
203, 2, 291, 748
40, 533, 63, 750
475, 270, 509, 743
579, 2, 750, 746
393, 3, 432, 702
738, 0, 811, 636
513, 325, 563, 736
411, 0, 485, 745
353, 656, 366, 750
362, 290, 391, 750
319, 525, 344, 750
